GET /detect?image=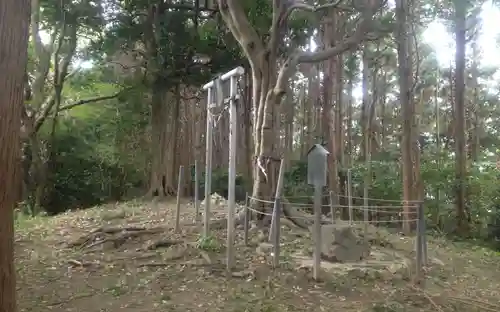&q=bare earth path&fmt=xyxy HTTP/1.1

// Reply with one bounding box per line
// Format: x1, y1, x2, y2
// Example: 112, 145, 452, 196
15, 199, 500, 312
